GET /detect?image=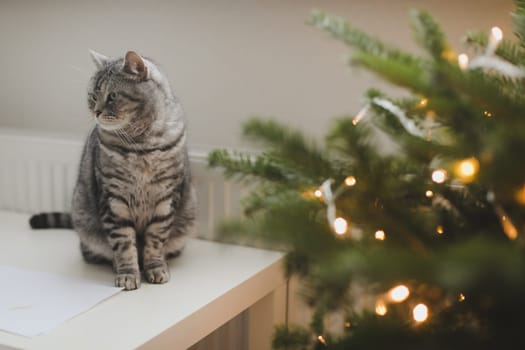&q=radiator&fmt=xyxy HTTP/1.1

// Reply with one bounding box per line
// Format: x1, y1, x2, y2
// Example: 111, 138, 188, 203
0, 127, 244, 241
0, 127, 249, 349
